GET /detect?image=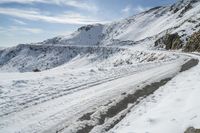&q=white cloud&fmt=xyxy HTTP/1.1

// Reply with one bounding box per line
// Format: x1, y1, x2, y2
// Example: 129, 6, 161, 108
13, 19, 27, 25
9, 26, 43, 33
121, 5, 150, 16
59, 0, 98, 12
0, 0, 98, 12
0, 0, 42, 3
121, 6, 131, 14
0, 7, 107, 25
134, 6, 150, 13
0, 26, 43, 34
